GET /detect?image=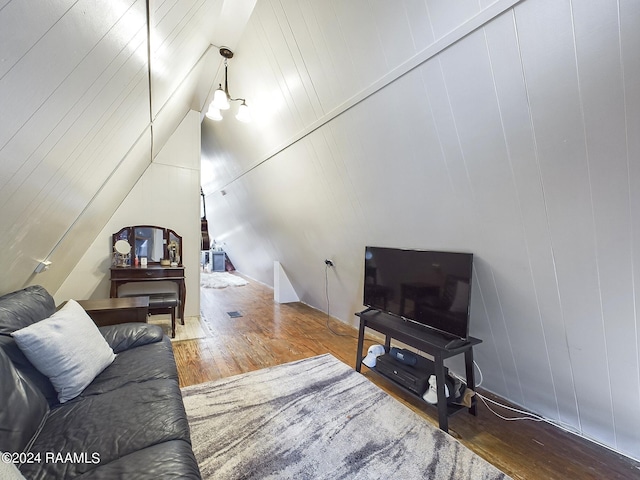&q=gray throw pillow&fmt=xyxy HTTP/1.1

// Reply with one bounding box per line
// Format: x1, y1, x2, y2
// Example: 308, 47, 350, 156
12, 299, 116, 403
